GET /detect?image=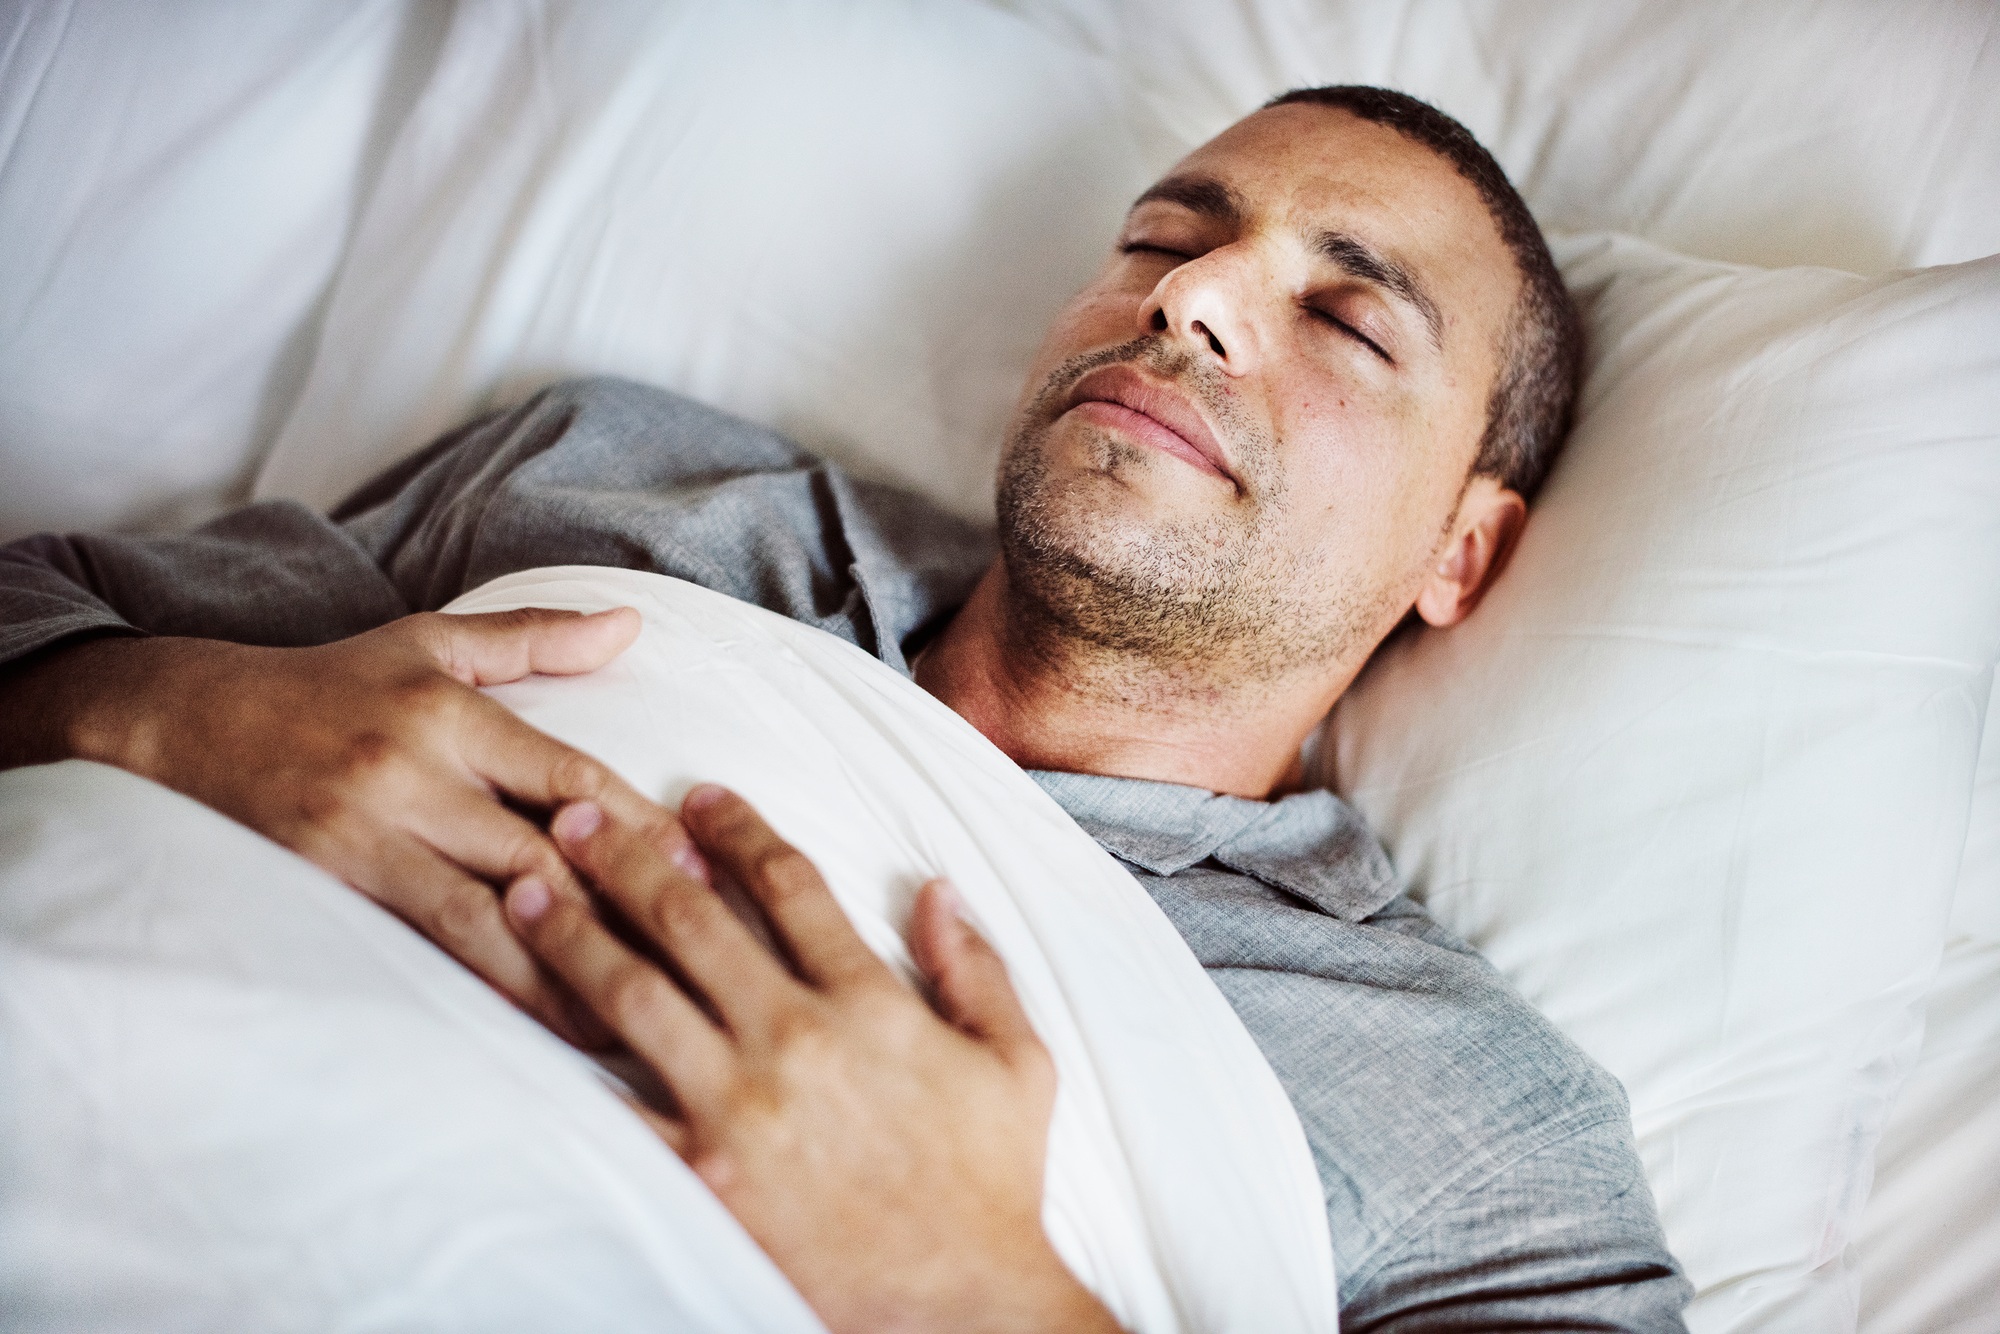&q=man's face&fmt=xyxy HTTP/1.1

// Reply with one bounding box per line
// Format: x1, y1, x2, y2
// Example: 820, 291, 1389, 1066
997, 103, 1520, 681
